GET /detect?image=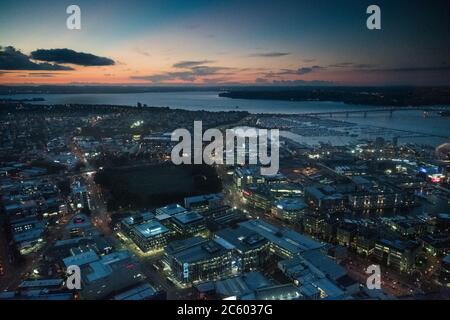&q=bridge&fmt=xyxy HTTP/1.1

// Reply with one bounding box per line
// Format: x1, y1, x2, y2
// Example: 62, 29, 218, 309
298, 106, 450, 118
